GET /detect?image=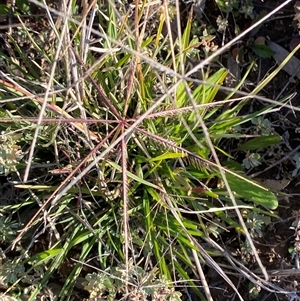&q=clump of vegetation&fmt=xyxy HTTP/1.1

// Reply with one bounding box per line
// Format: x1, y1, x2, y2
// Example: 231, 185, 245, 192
0, 0, 299, 300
